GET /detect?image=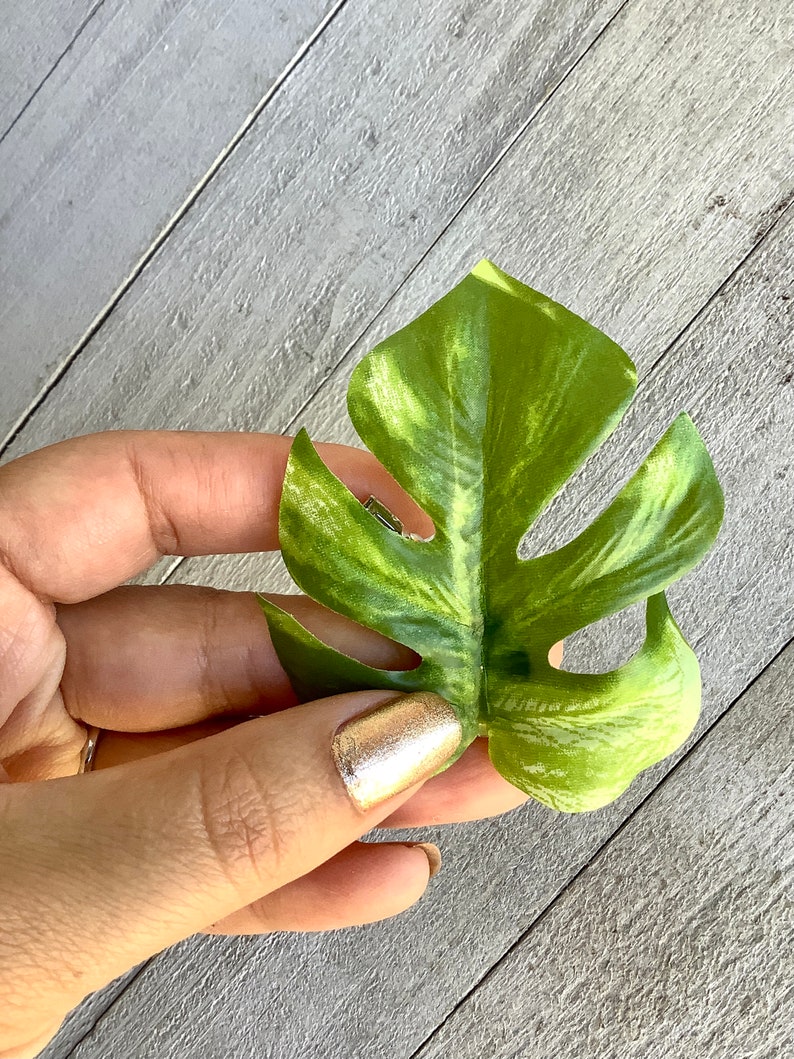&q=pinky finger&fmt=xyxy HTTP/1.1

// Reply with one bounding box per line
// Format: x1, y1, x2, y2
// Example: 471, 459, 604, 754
201, 841, 440, 935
